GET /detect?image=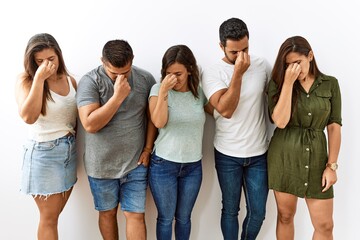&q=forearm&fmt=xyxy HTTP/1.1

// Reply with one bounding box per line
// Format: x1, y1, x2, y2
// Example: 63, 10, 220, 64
271, 82, 293, 128
82, 96, 123, 133
327, 123, 341, 163
150, 93, 169, 128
